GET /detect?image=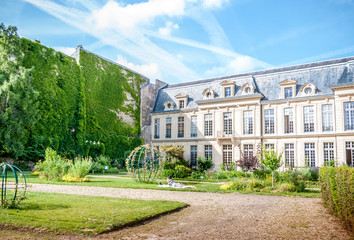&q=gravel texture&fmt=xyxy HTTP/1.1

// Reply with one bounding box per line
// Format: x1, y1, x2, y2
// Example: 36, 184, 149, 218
1, 183, 352, 240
